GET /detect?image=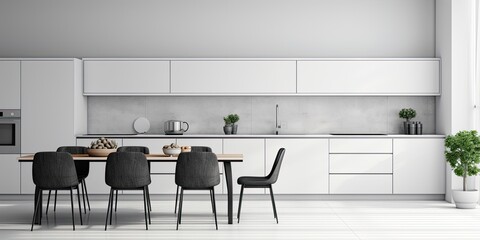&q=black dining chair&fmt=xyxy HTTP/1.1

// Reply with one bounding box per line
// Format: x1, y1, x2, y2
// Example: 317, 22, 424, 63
105, 152, 151, 230
174, 146, 212, 214
237, 148, 285, 224
116, 146, 151, 212
31, 152, 83, 231
46, 146, 90, 215
175, 151, 220, 230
